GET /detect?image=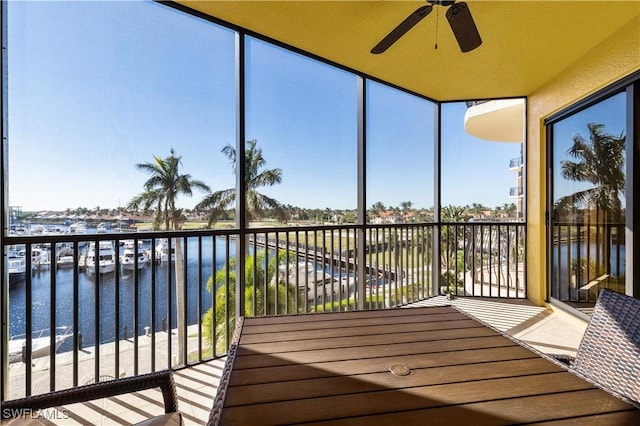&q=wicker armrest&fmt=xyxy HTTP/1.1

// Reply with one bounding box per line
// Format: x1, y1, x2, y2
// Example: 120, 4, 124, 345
1, 370, 178, 419
207, 317, 245, 426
